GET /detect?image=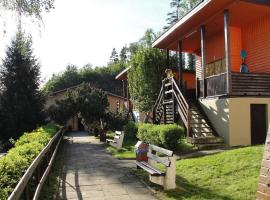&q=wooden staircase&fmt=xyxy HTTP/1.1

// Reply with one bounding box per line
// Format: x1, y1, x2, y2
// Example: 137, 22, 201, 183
153, 77, 224, 148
